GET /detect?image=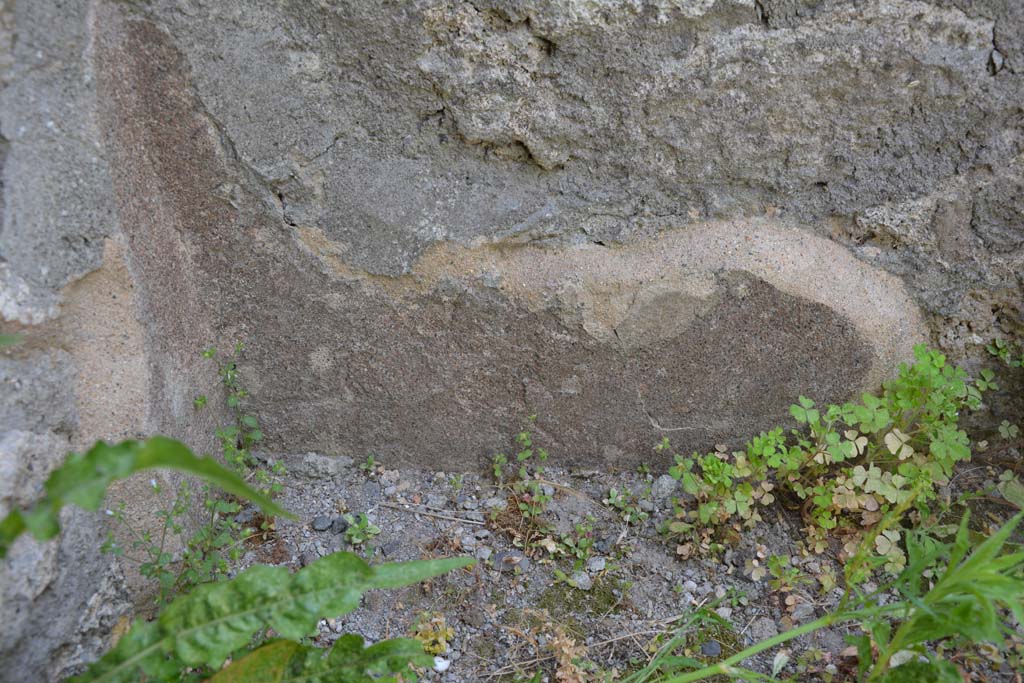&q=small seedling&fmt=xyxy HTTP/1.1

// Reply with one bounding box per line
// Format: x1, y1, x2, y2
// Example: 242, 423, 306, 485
411, 612, 454, 656
343, 513, 381, 547
560, 518, 596, 567
602, 487, 649, 525
766, 555, 810, 593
